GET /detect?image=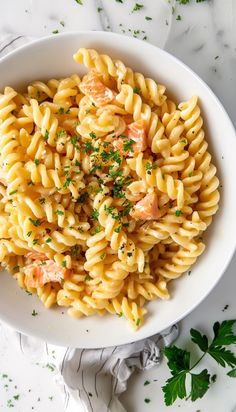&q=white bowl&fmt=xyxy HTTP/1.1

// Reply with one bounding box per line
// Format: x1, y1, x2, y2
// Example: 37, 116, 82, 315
0, 31, 235, 348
